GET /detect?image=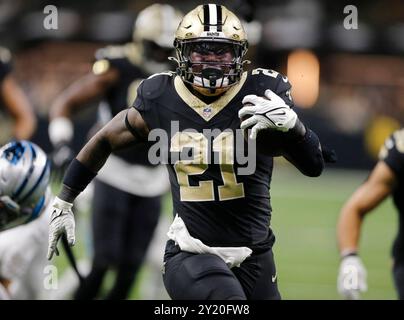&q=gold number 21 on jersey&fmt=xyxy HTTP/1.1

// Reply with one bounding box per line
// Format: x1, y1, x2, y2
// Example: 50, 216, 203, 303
171, 131, 245, 202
